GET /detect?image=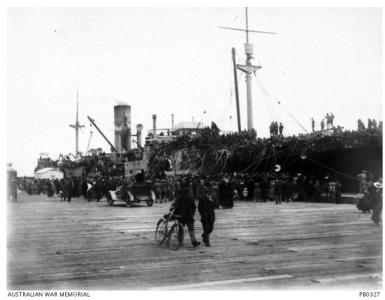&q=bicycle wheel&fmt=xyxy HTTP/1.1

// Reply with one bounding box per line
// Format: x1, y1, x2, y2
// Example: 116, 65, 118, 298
167, 223, 184, 250
155, 219, 167, 244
